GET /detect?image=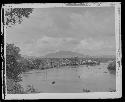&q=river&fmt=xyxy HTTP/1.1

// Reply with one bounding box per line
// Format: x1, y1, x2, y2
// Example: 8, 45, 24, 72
19, 63, 116, 93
